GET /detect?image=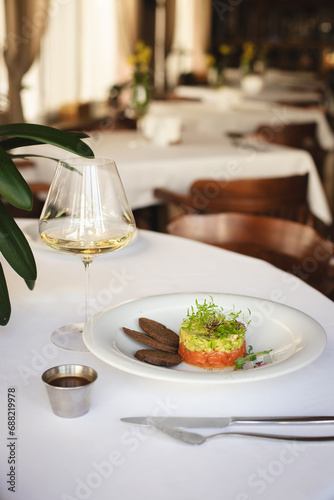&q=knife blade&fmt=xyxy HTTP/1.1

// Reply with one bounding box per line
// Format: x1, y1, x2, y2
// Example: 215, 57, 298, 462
121, 416, 334, 429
